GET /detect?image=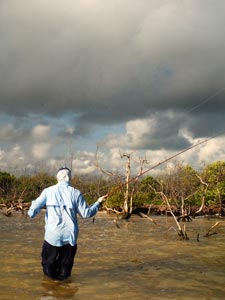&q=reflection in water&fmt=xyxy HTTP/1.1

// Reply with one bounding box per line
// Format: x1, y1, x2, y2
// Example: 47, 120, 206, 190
41, 278, 79, 299
0, 212, 225, 300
